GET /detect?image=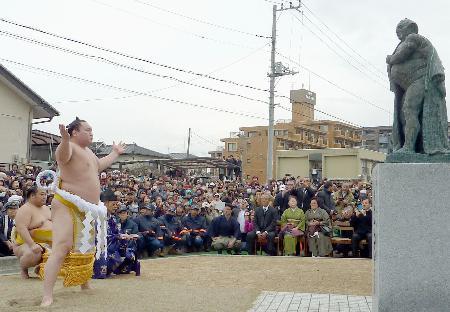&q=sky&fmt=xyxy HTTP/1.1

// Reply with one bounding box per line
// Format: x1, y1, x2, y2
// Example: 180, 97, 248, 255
1, 0, 449, 156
